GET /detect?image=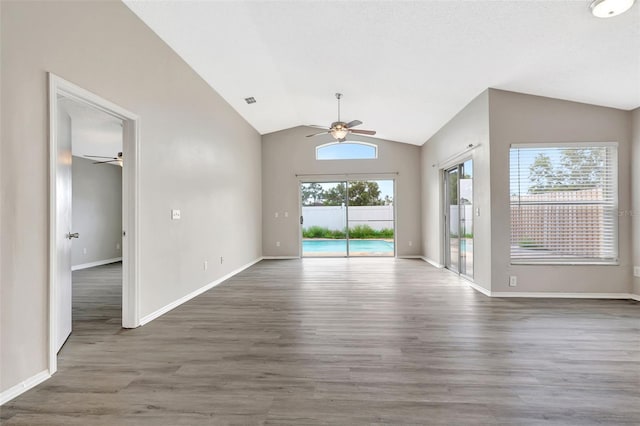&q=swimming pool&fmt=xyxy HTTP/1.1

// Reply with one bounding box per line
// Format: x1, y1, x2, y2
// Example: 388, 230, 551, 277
303, 239, 394, 256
